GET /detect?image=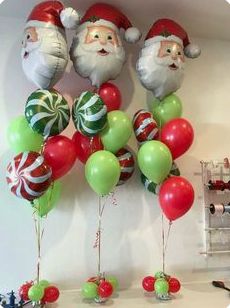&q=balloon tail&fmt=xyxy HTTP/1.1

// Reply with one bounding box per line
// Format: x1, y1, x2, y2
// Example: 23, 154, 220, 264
161, 215, 173, 274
